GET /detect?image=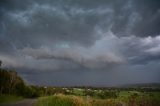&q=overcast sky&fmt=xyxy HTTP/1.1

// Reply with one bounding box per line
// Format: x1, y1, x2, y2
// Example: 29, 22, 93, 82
0, 0, 160, 86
